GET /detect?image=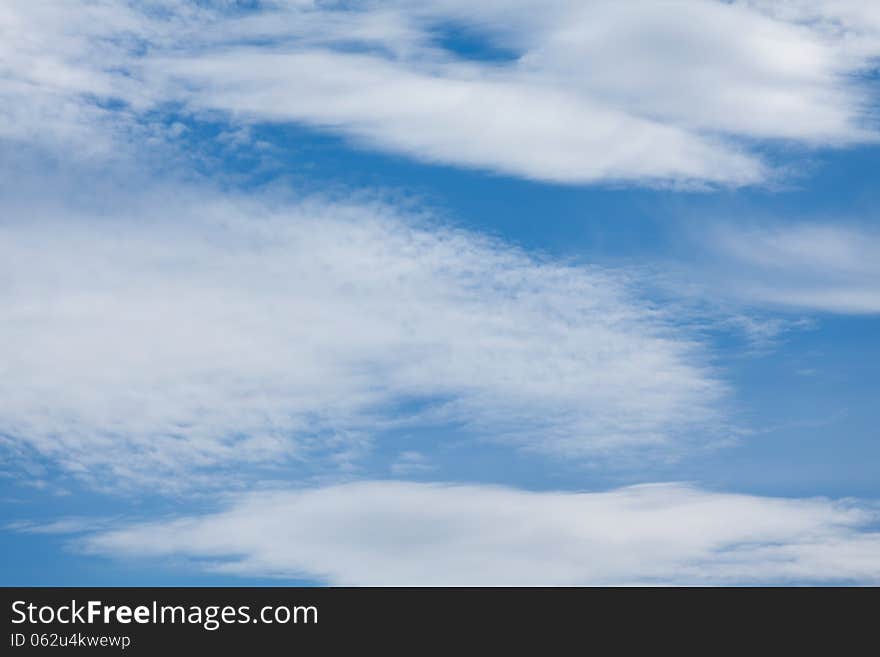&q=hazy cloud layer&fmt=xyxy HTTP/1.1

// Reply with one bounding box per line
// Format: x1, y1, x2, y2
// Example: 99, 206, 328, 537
81, 480, 880, 585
